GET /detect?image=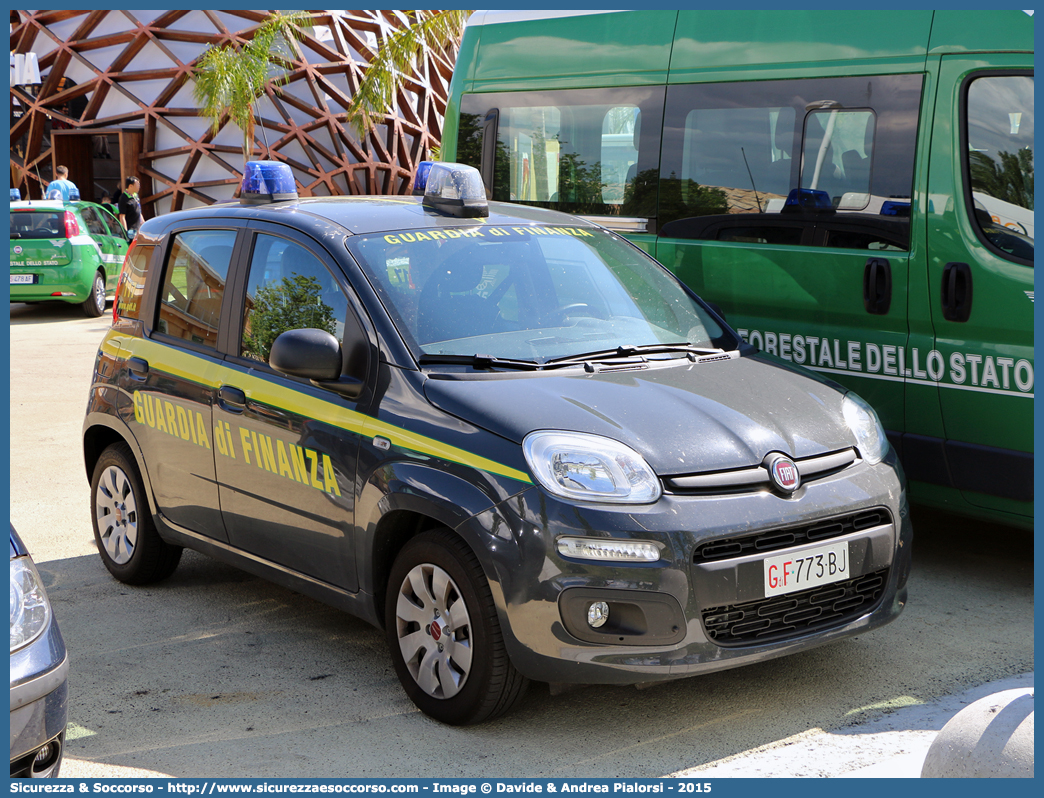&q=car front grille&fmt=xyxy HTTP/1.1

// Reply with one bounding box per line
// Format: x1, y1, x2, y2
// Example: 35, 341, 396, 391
702, 568, 889, 647
692, 508, 891, 564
